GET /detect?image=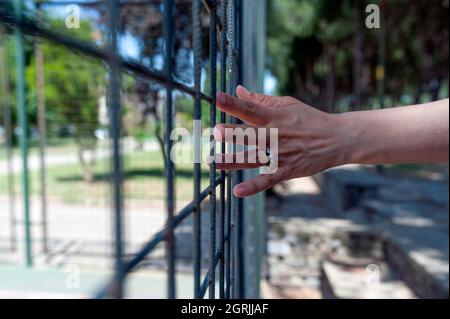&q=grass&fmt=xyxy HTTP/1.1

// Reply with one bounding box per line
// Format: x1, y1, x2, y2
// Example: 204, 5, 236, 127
0, 146, 210, 205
